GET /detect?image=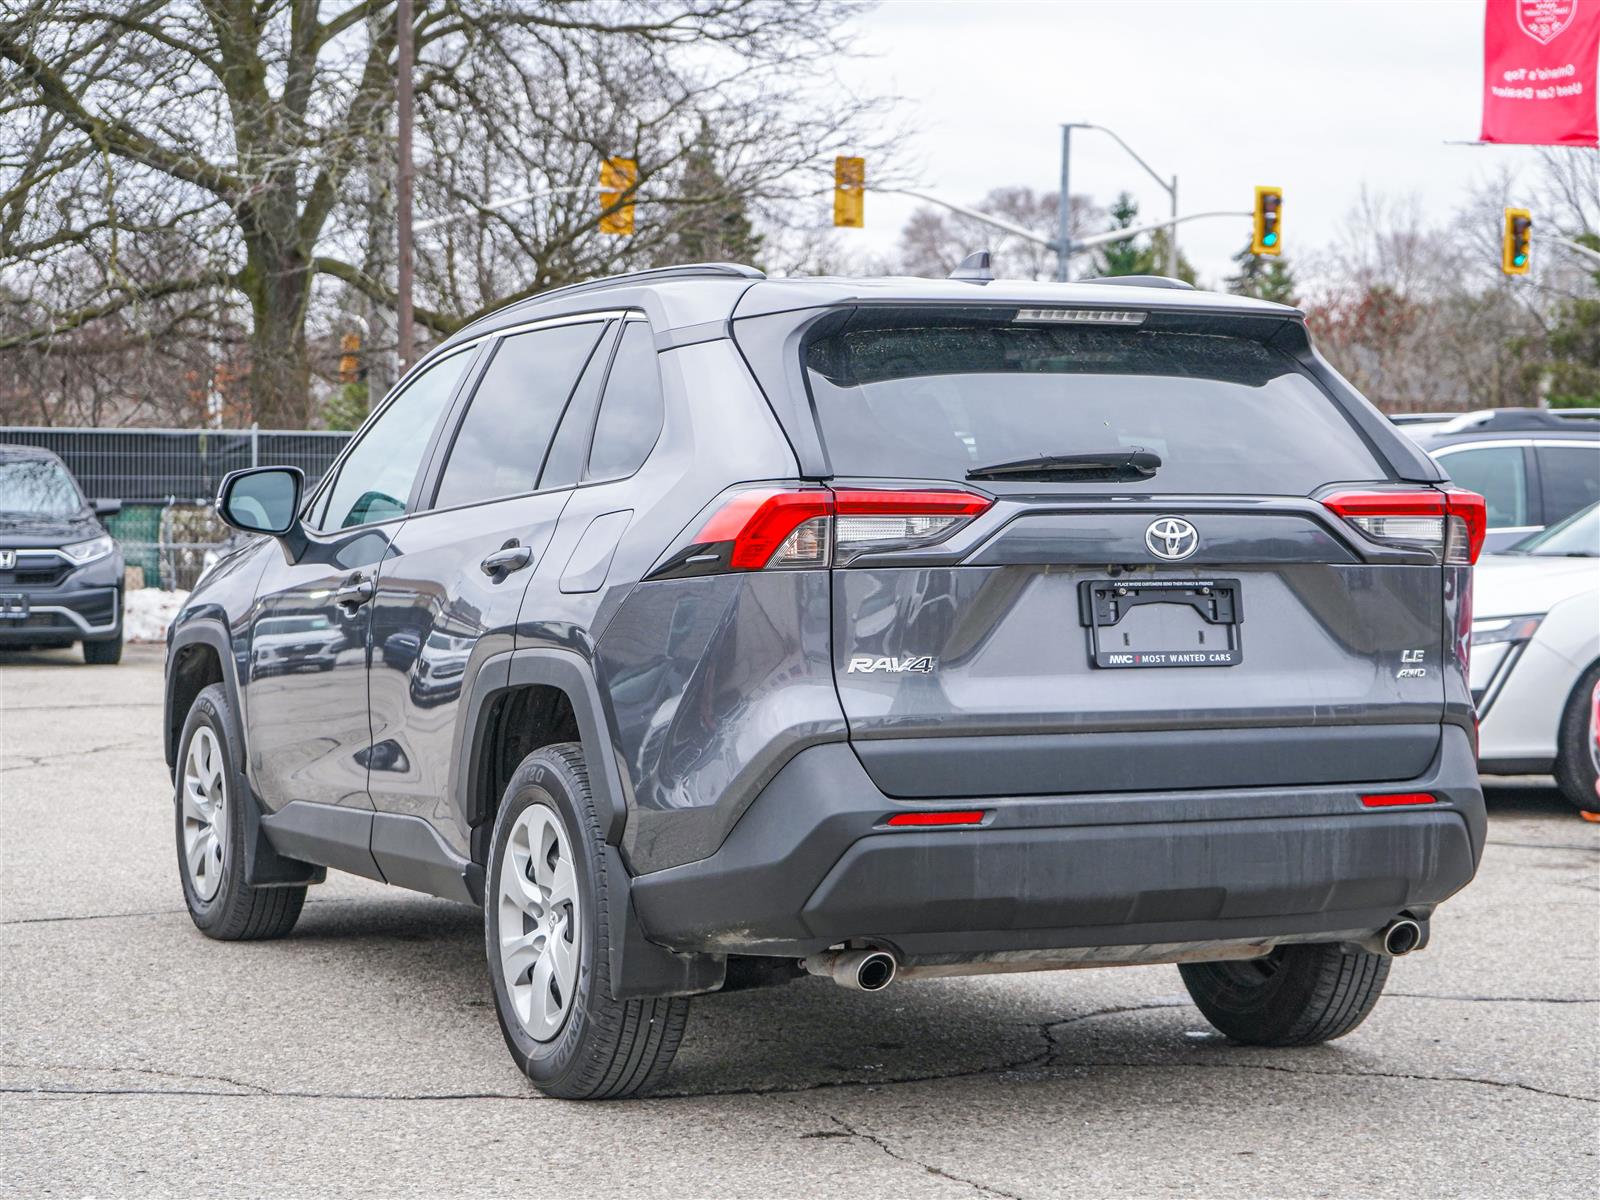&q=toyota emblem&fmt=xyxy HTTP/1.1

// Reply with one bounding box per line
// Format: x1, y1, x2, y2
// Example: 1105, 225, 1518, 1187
1145, 517, 1199, 561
